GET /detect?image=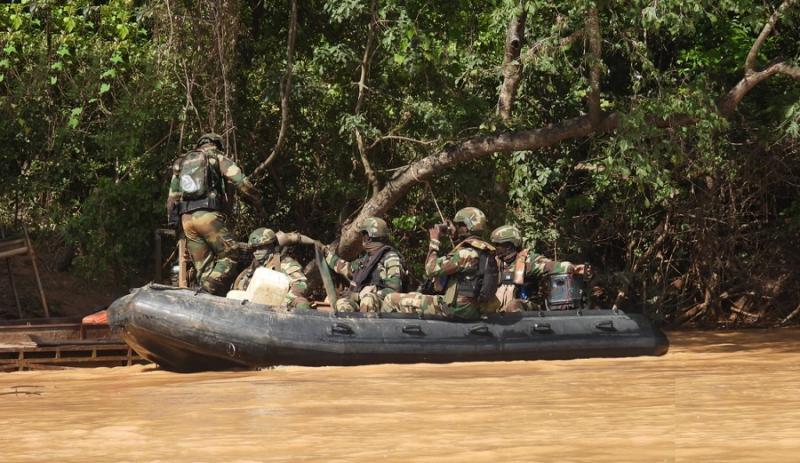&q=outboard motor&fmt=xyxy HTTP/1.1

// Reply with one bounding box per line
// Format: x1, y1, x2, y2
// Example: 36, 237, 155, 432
545, 273, 587, 310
